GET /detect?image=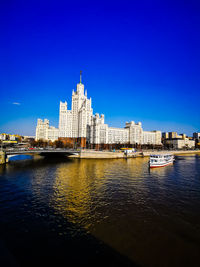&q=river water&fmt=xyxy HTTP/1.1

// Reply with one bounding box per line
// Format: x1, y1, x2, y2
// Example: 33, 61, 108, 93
0, 154, 200, 266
